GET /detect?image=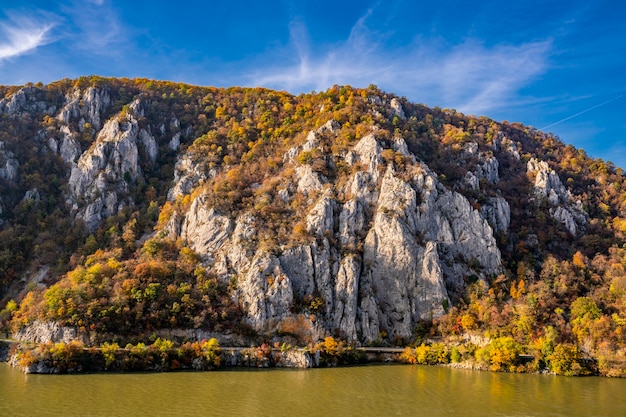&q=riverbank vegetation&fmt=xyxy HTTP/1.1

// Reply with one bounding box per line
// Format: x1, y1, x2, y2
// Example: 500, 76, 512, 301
13, 337, 222, 373
9, 336, 369, 373
420, 247, 626, 377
